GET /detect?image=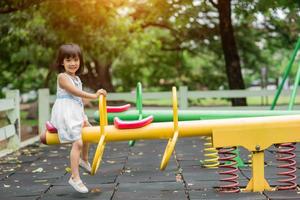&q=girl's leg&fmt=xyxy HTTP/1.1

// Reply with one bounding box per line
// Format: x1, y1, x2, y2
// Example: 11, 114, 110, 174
82, 142, 89, 161
81, 120, 91, 162
70, 139, 83, 181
